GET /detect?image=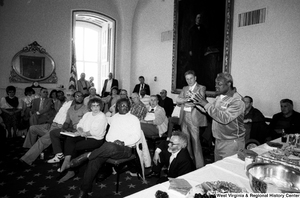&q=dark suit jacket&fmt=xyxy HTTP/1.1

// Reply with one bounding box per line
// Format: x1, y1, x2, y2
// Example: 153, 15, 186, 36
154, 140, 195, 179
159, 97, 174, 117
268, 110, 300, 139
133, 83, 150, 95
101, 79, 119, 96
30, 98, 55, 124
